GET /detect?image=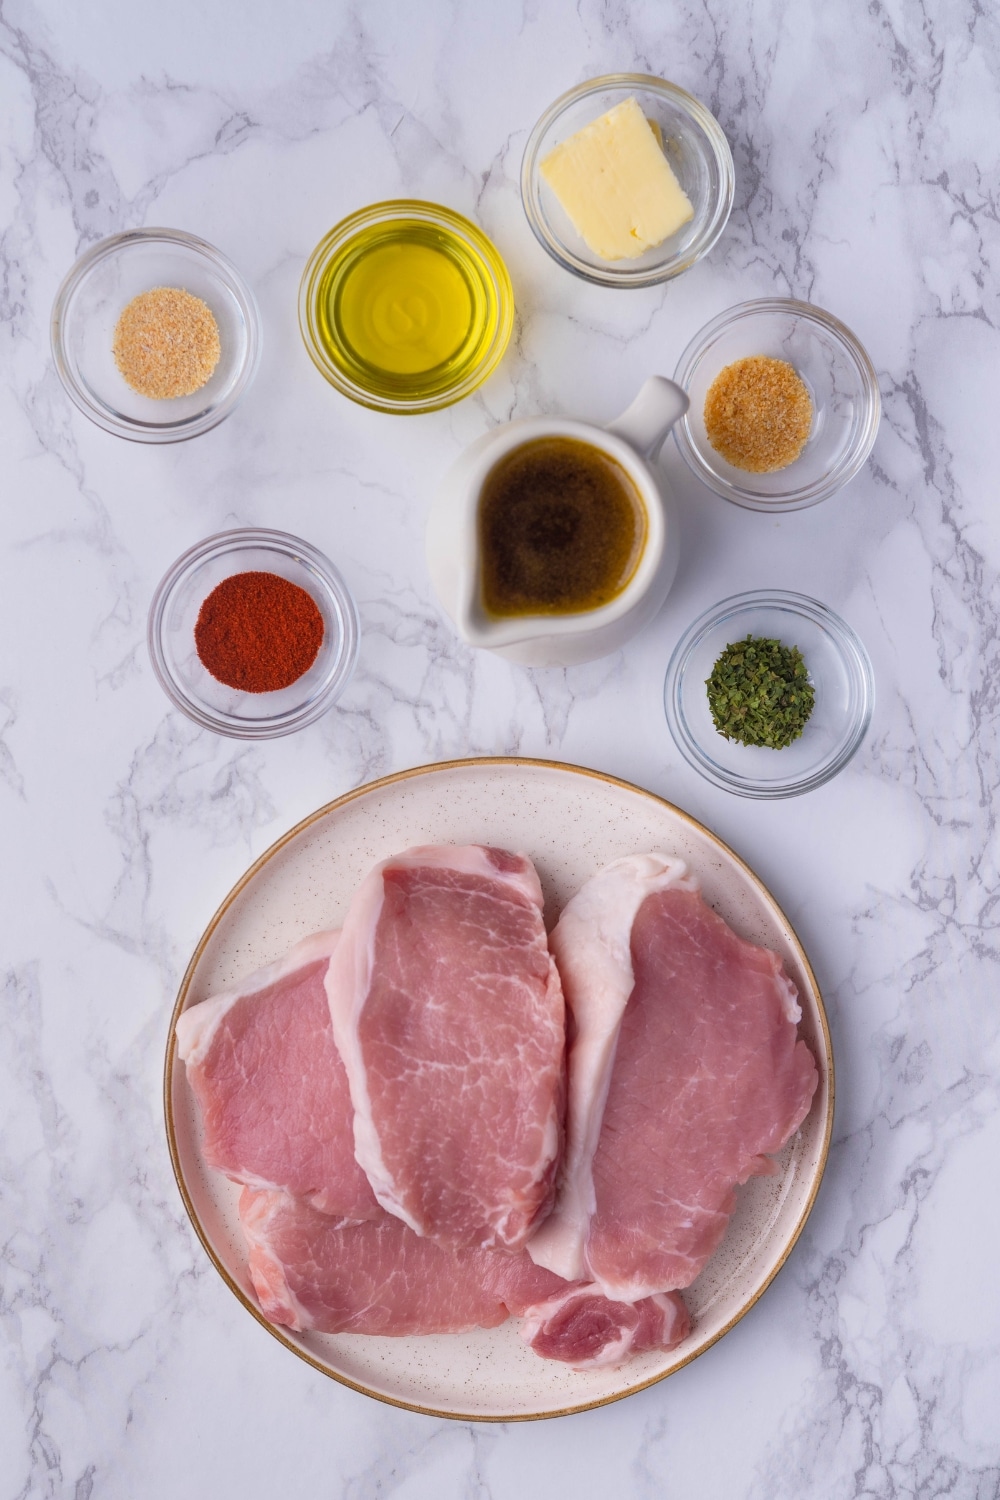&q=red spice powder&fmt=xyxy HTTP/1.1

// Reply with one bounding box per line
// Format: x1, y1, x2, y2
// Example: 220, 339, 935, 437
195, 571, 325, 693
